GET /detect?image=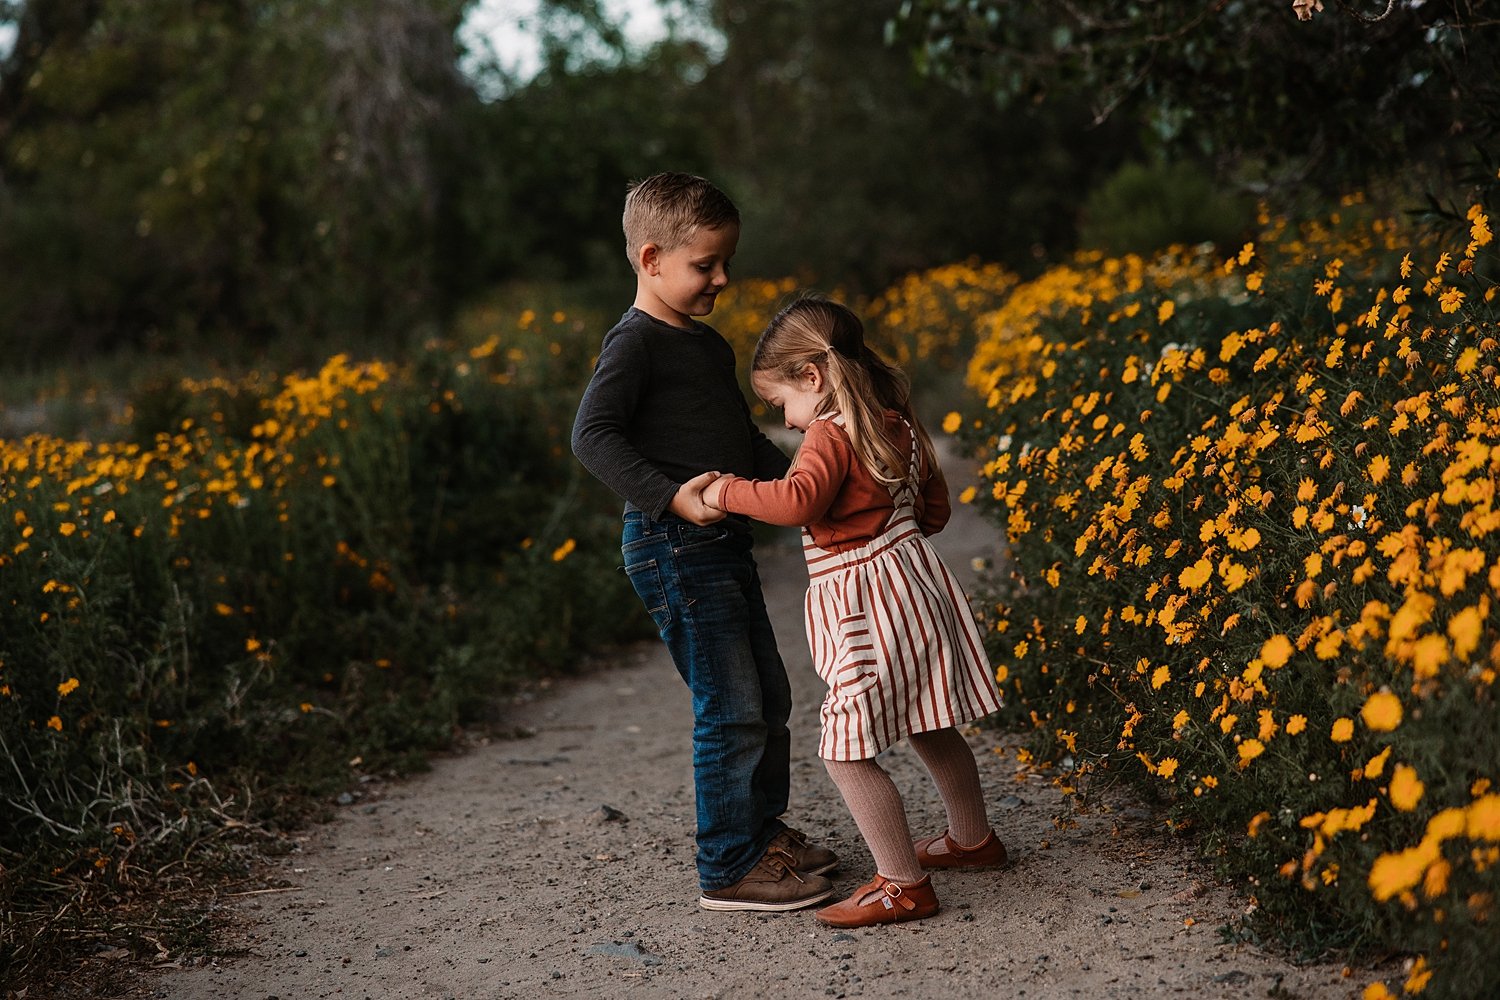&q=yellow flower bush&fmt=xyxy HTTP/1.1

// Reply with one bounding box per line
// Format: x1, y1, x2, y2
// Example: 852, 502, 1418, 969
0, 323, 642, 983
962, 198, 1499, 996
711, 263, 1018, 414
